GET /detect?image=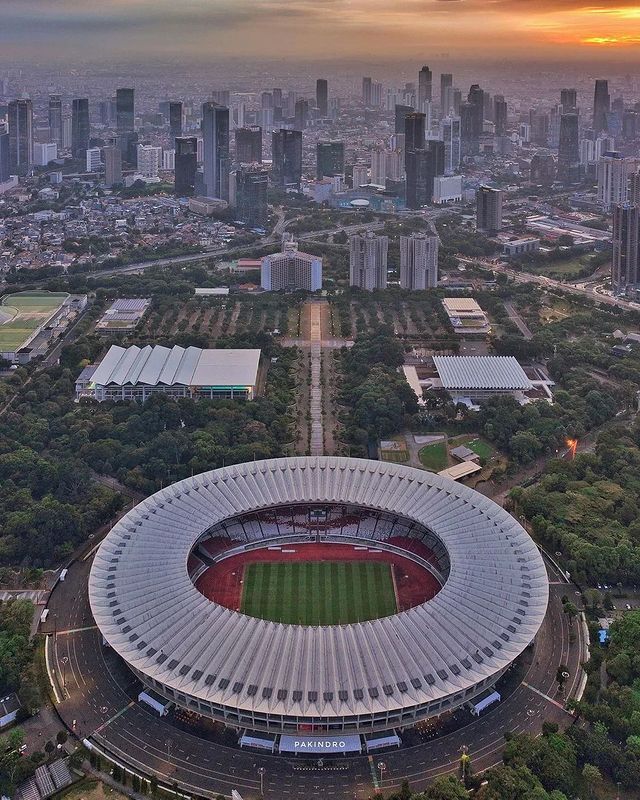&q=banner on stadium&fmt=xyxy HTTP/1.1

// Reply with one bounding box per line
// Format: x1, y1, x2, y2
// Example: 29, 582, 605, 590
279, 734, 361, 754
